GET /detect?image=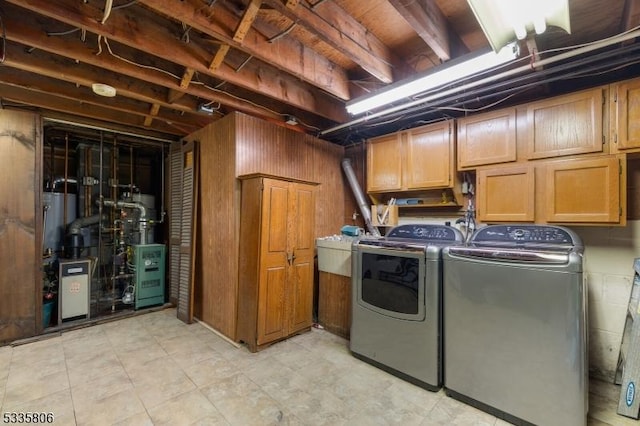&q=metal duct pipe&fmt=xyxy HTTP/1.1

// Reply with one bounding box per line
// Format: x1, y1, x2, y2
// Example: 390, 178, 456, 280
341, 158, 380, 237
68, 213, 107, 235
